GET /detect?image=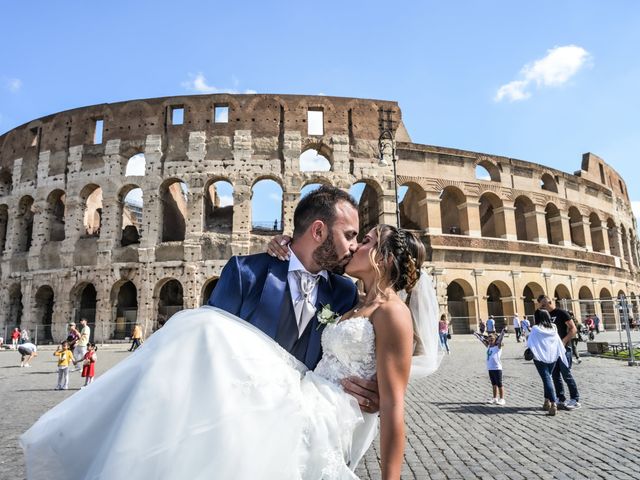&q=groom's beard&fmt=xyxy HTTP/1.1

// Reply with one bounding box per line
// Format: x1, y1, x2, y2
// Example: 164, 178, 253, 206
312, 232, 351, 275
